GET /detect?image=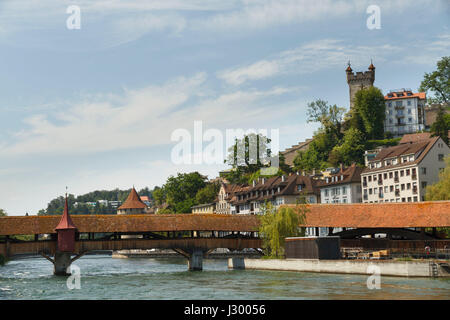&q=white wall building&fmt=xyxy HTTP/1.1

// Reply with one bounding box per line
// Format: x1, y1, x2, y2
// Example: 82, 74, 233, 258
384, 89, 426, 137
362, 133, 449, 203
306, 164, 363, 237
